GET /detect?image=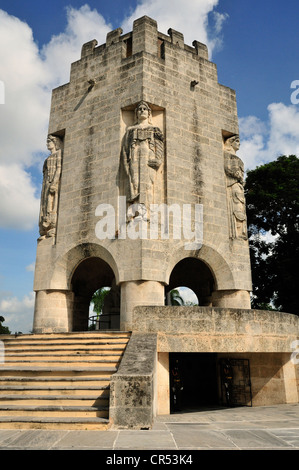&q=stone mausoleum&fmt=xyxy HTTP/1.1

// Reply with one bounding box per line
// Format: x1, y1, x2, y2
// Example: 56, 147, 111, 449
32, 16, 299, 428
